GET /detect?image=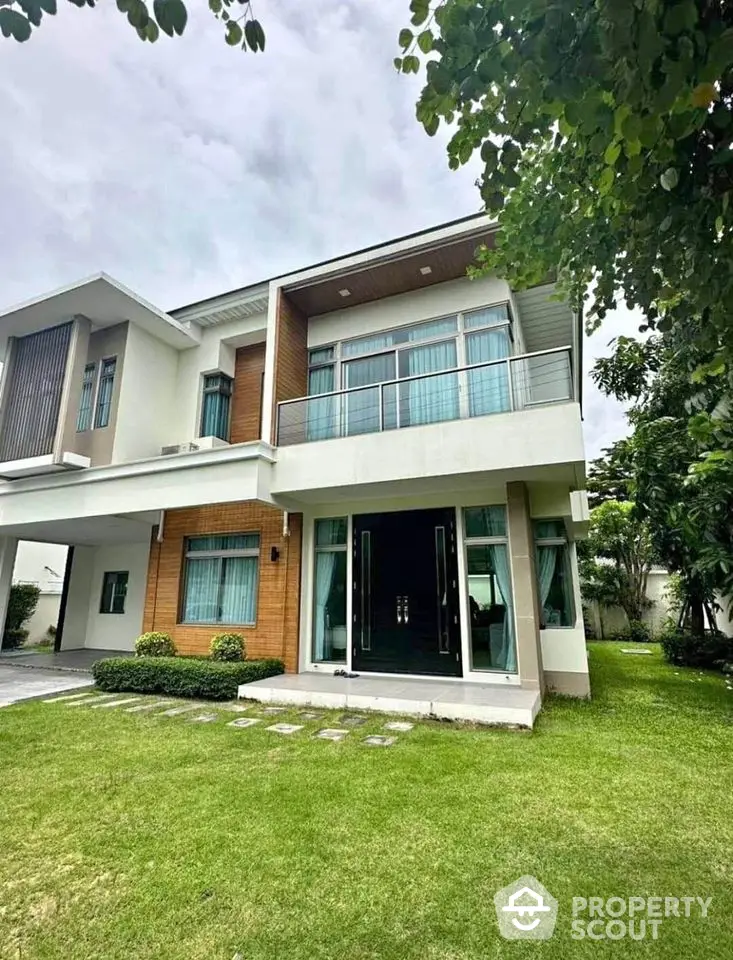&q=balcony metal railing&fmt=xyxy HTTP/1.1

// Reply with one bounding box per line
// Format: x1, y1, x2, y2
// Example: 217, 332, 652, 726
276, 346, 574, 447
